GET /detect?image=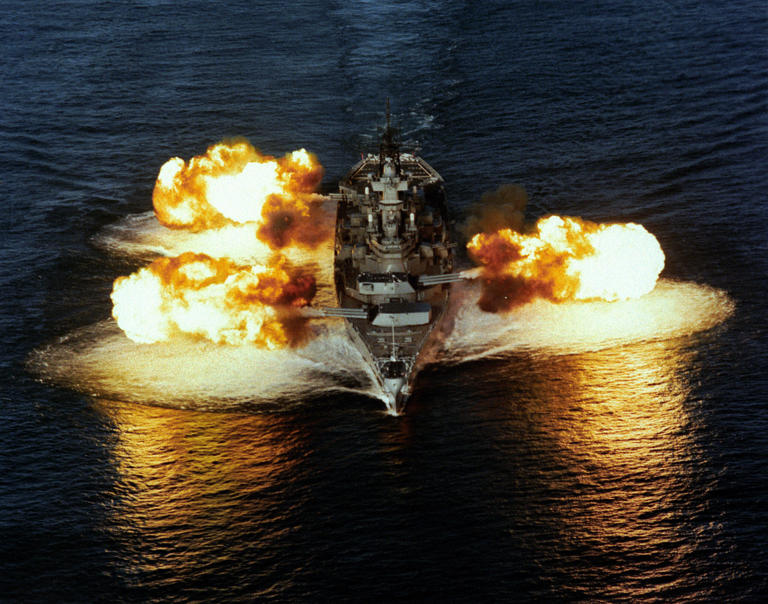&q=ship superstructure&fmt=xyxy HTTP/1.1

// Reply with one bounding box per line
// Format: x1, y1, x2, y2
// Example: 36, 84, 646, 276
326, 108, 459, 413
